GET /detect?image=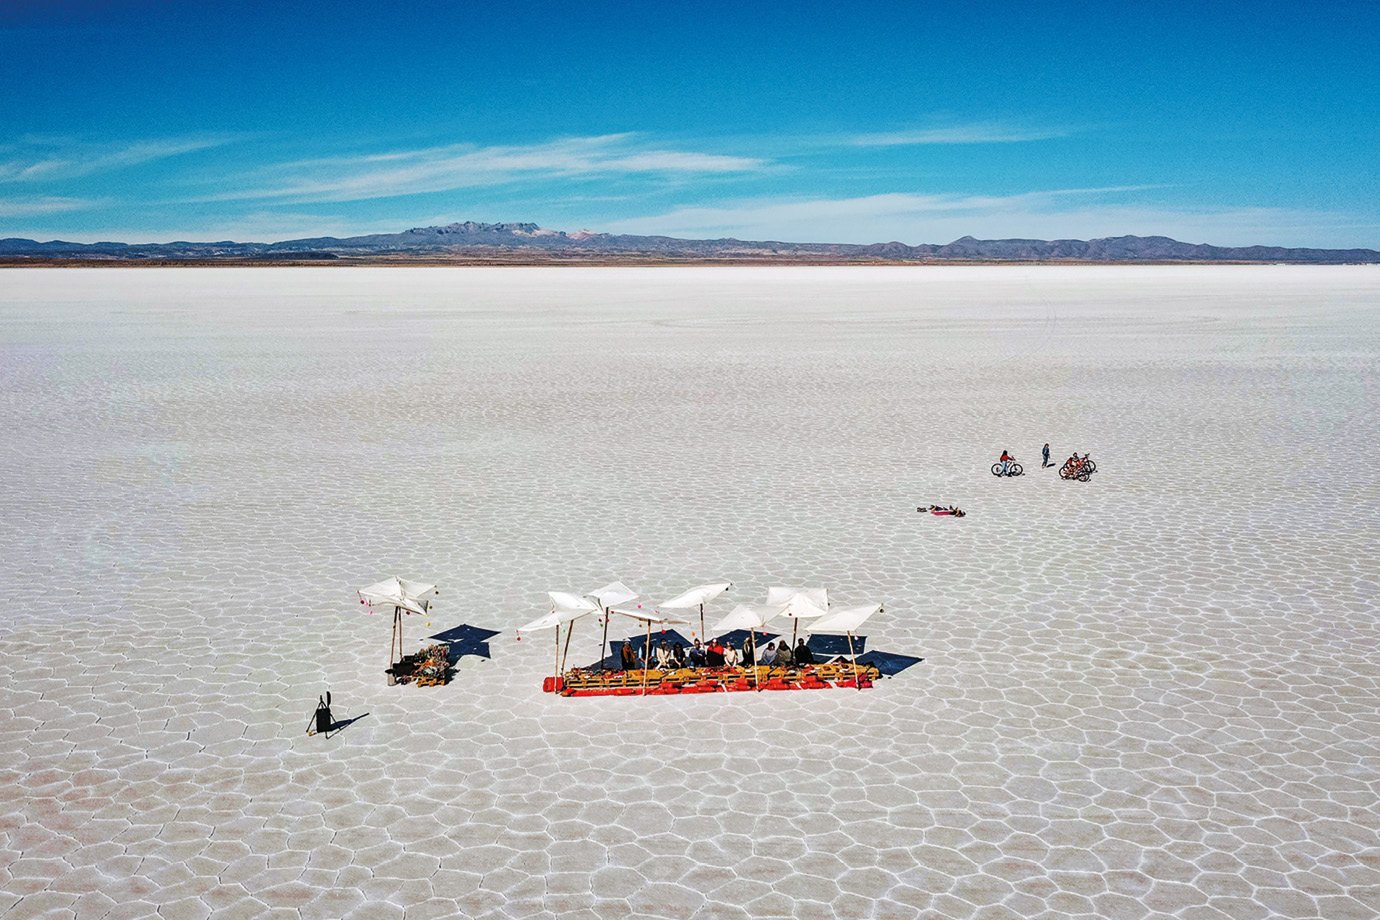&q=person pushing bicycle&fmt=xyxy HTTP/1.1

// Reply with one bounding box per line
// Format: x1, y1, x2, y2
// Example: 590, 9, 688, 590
999, 449, 1015, 475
